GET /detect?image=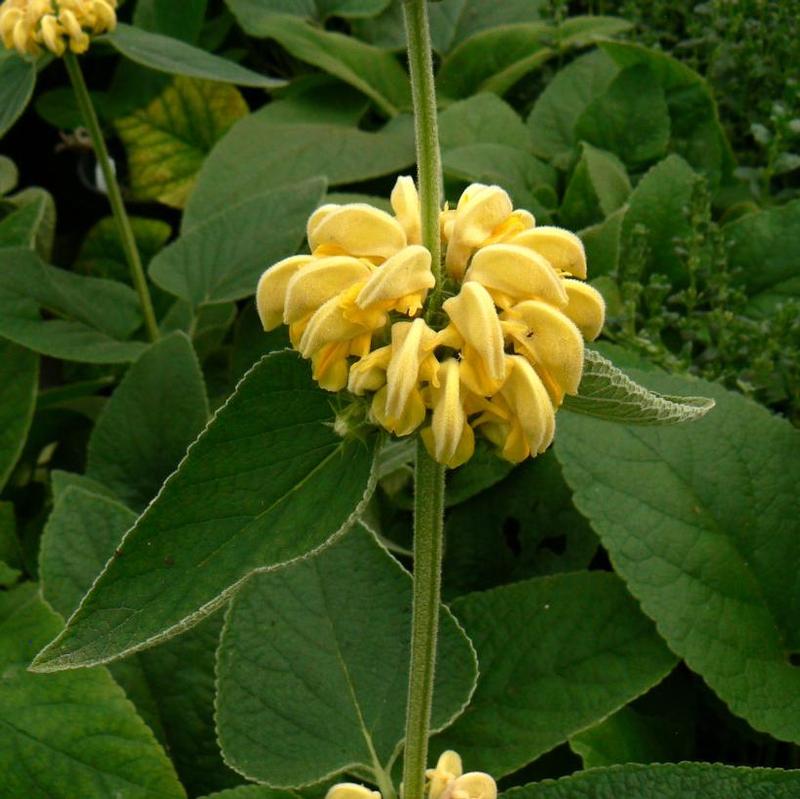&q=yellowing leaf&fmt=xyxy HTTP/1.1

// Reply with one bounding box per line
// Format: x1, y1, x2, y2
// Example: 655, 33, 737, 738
115, 76, 248, 208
